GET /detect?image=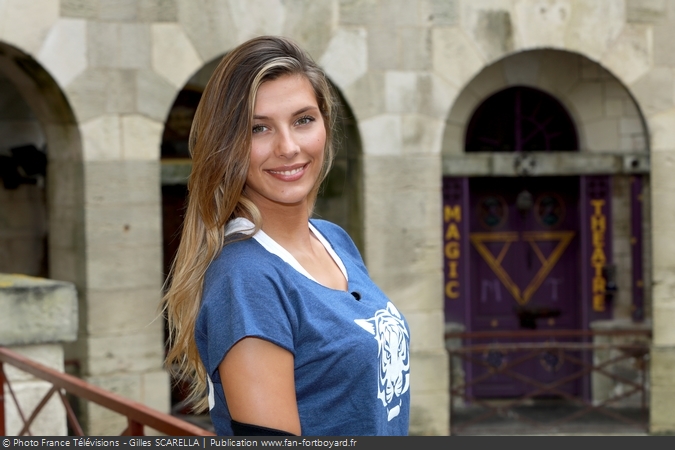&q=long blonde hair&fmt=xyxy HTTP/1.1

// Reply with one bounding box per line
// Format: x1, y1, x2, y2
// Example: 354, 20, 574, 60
162, 36, 337, 411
